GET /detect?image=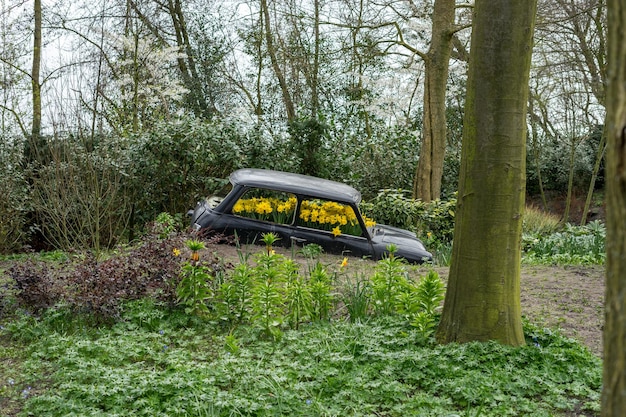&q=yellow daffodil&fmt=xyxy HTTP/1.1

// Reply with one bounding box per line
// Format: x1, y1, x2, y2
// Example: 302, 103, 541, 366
332, 226, 342, 237
341, 257, 348, 268
172, 248, 181, 257
255, 200, 273, 215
